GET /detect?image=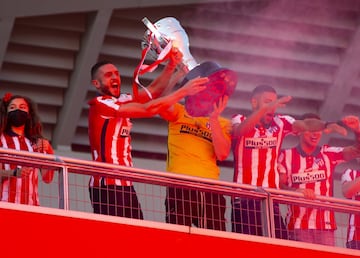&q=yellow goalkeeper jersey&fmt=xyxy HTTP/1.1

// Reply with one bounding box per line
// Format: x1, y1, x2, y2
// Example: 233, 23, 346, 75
166, 103, 231, 180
